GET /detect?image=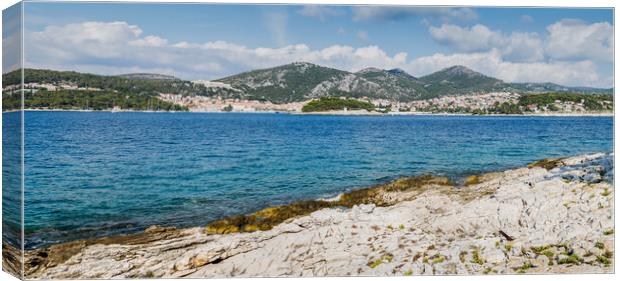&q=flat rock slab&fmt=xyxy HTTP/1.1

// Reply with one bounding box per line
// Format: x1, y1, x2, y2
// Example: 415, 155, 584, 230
26, 153, 614, 278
